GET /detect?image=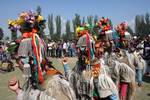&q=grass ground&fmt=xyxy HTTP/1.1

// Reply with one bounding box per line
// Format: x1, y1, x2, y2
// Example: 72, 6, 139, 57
0, 57, 150, 100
